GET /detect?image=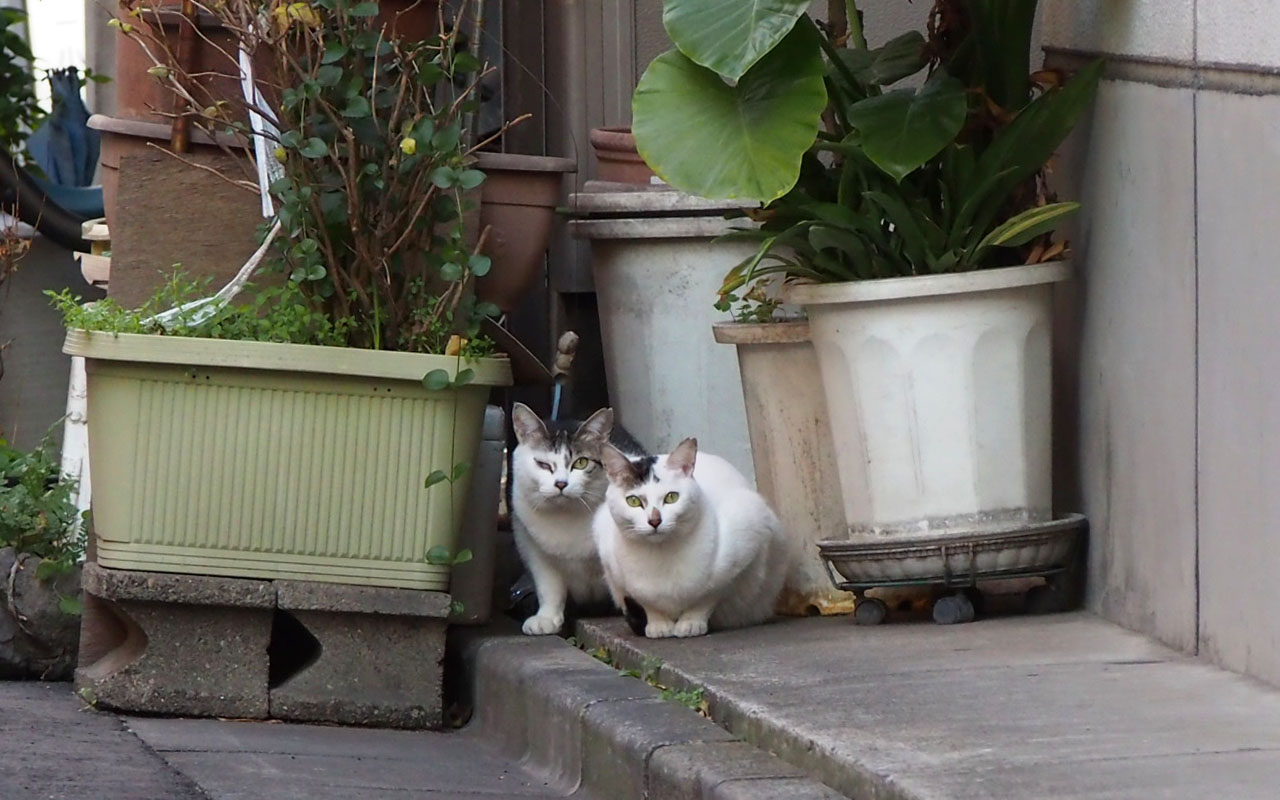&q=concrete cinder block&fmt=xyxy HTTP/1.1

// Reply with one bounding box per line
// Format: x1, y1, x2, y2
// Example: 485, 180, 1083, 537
275, 580, 451, 617
270, 580, 450, 729
83, 561, 276, 607
76, 564, 273, 719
